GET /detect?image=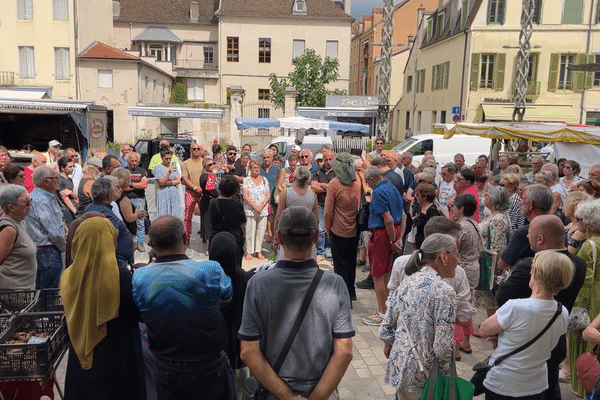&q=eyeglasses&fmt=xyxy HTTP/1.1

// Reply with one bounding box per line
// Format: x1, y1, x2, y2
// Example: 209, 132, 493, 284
228, 152, 237, 156
376, 142, 384, 145
13, 198, 32, 206
300, 155, 310, 159
207, 162, 215, 167
192, 147, 201, 151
